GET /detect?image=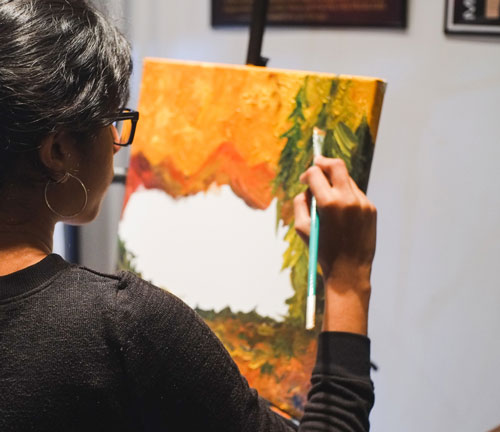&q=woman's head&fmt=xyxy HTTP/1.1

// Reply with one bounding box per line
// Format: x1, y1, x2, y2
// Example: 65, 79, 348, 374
0, 0, 133, 224
0, 0, 132, 150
